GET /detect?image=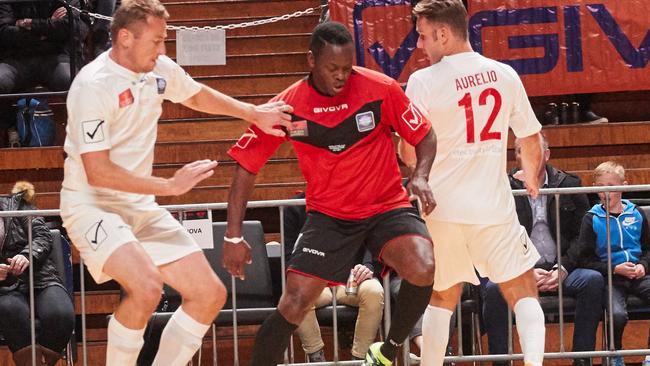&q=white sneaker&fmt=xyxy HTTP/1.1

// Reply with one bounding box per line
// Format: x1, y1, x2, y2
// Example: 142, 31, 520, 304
408, 353, 420, 365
